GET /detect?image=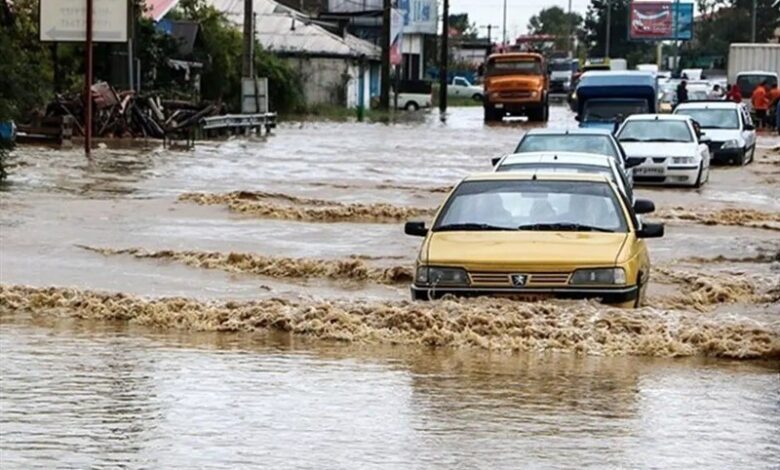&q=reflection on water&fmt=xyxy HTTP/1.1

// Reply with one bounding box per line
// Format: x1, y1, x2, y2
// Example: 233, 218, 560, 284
2, 316, 778, 469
